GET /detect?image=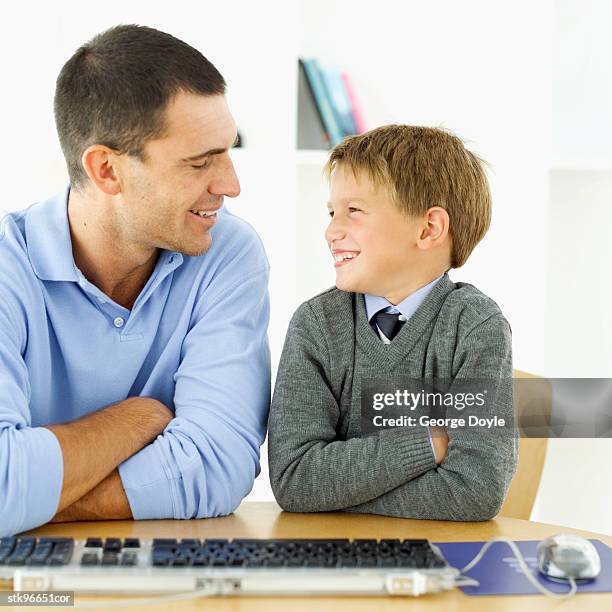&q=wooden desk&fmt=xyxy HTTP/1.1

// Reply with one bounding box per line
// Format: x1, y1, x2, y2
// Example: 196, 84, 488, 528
23, 502, 611, 611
